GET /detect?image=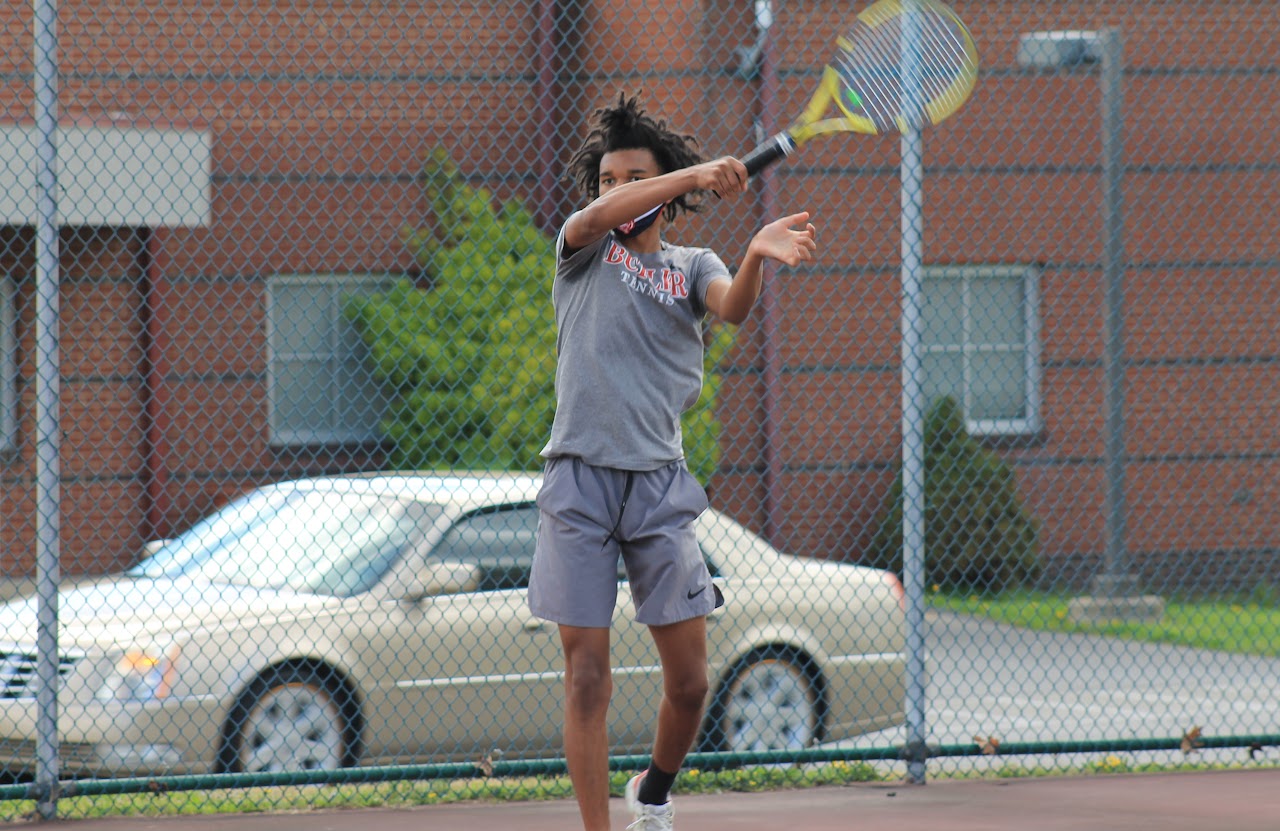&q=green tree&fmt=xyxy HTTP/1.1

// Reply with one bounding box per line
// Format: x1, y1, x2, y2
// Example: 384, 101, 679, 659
346, 148, 732, 479
866, 396, 1041, 592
